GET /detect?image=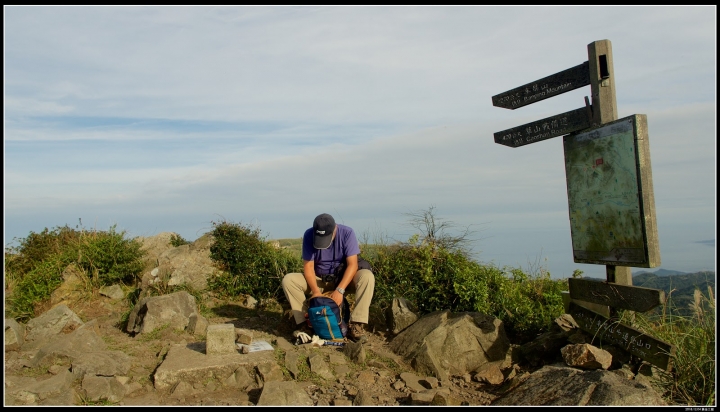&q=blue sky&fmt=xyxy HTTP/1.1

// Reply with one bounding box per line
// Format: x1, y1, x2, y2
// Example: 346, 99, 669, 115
4, 5, 716, 279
